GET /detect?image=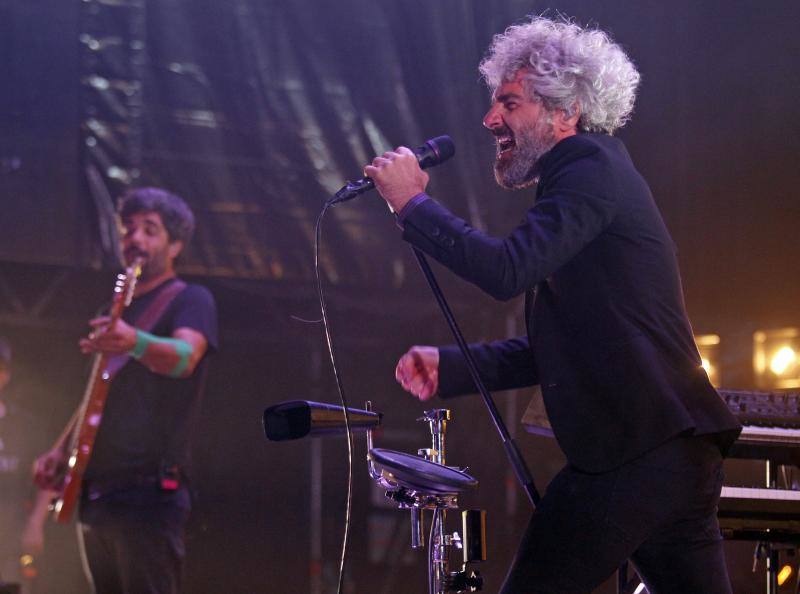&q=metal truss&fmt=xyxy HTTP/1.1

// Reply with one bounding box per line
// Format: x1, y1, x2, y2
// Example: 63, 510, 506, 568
79, 0, 147, 267
0, 263, 81, 330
